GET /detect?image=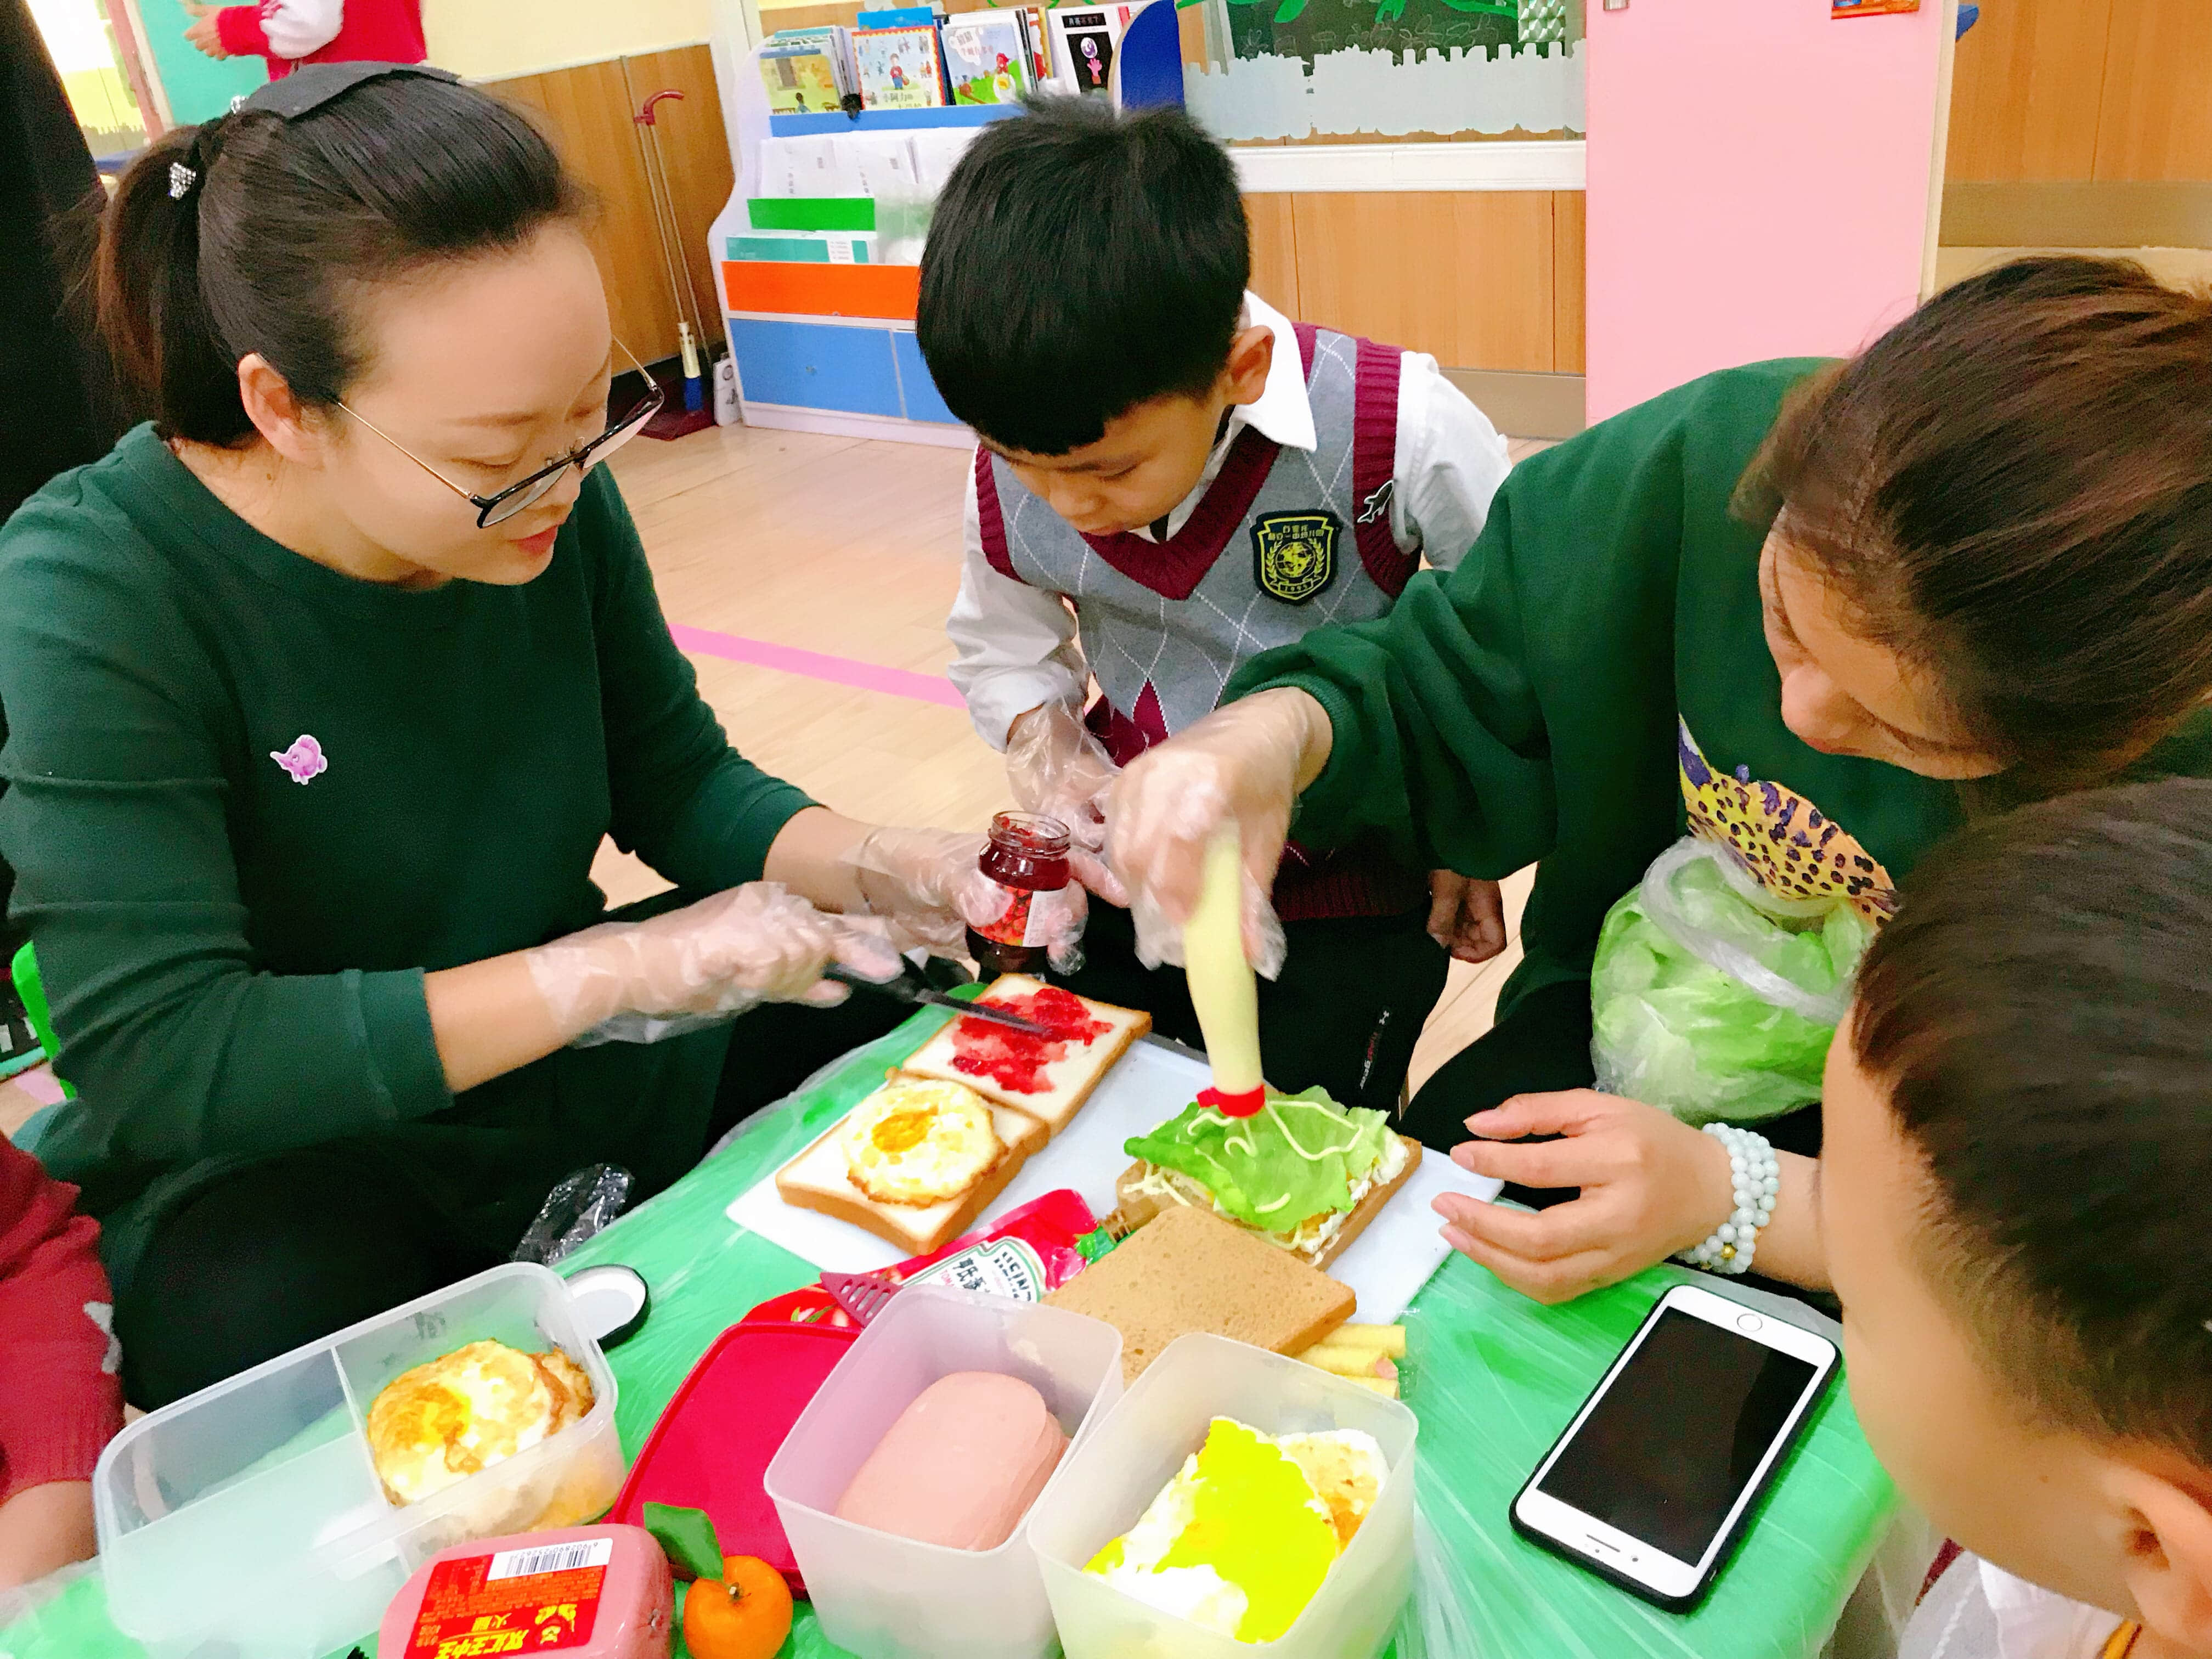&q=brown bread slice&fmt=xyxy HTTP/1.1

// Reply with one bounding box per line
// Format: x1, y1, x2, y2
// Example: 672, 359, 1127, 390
1043, 1205, 1356, 1380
